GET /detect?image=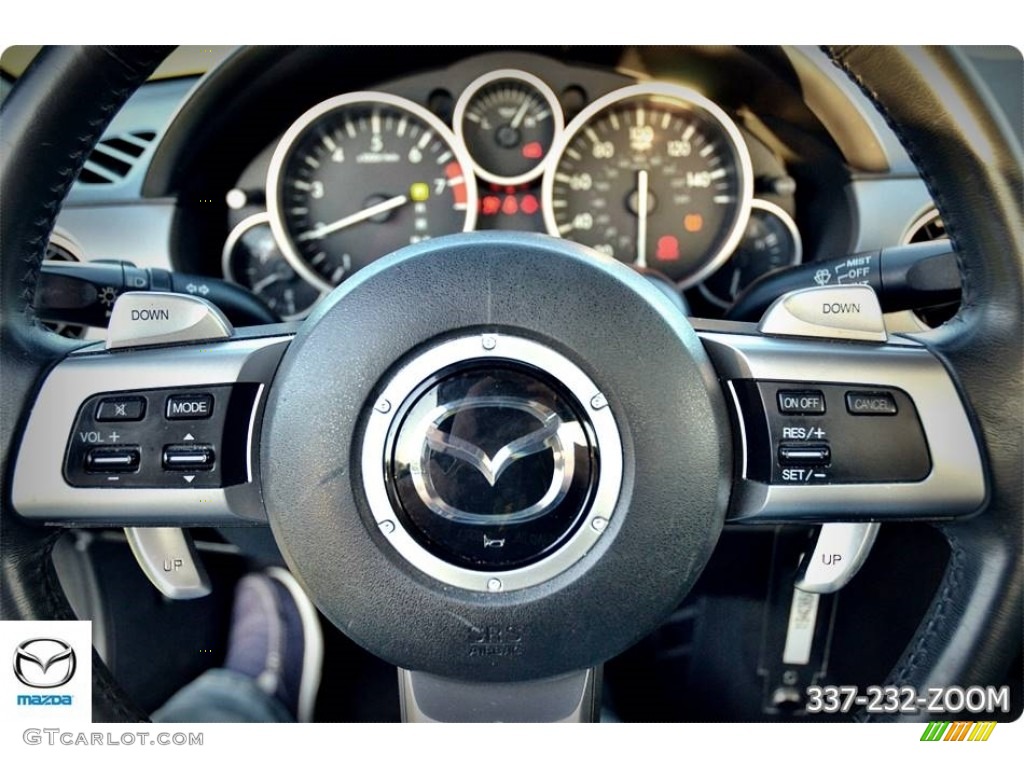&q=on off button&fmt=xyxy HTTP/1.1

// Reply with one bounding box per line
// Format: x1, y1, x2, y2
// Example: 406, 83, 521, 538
166, 393, 214, 420
777, 390, 826, 415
